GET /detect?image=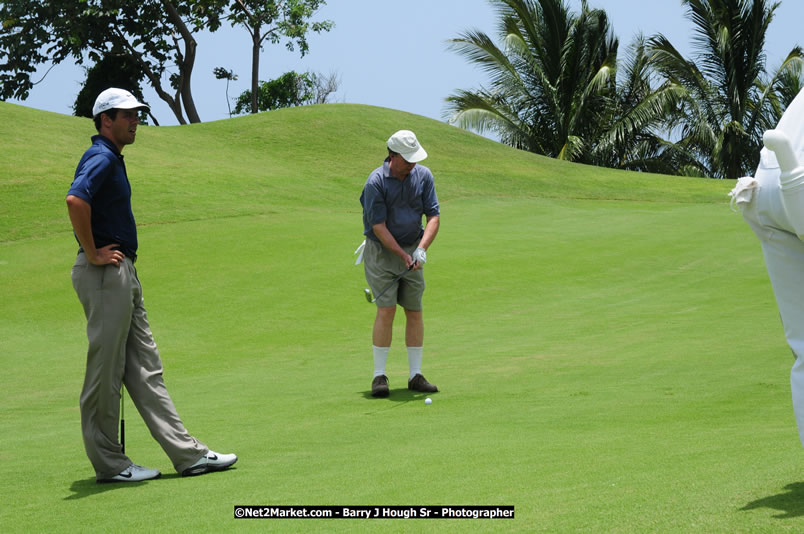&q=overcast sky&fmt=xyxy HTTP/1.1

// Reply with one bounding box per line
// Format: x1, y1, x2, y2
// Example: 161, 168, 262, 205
7, 0, 804, 127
